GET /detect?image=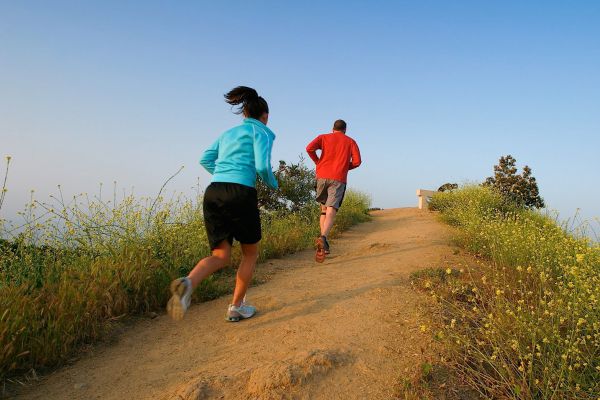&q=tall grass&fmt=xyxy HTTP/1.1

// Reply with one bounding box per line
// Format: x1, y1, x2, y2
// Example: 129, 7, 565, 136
0, 171, 370, 380
417, 186, 600, 399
